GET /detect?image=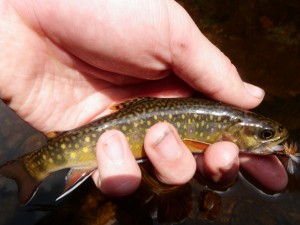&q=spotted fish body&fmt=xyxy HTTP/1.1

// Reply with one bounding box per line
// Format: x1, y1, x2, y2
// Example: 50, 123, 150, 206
0, 98, 289, 204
